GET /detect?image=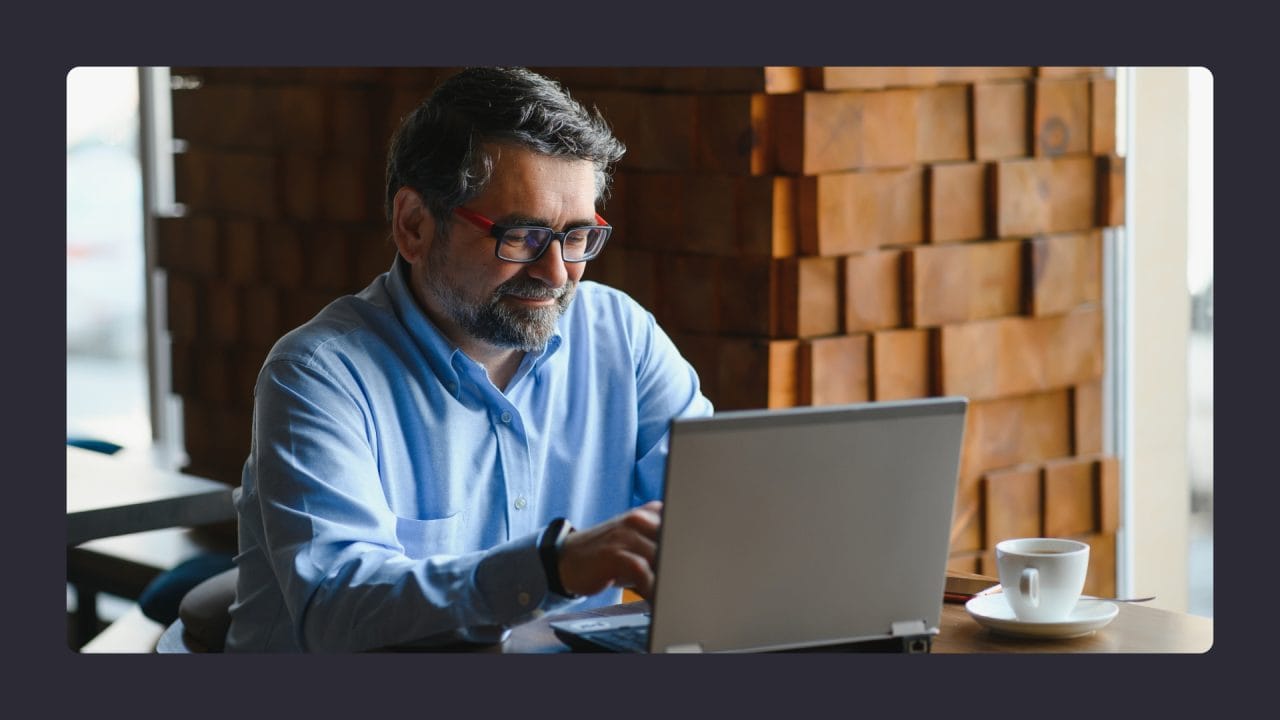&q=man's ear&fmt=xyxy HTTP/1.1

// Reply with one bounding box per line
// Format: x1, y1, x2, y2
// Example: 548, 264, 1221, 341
391, 187, 435, 262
